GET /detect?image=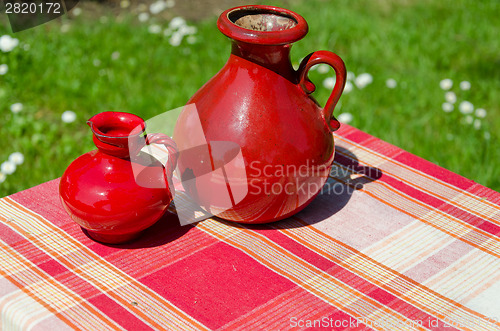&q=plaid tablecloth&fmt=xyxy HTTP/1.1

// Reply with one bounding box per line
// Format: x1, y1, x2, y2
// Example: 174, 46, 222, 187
1, 125, 499, 330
